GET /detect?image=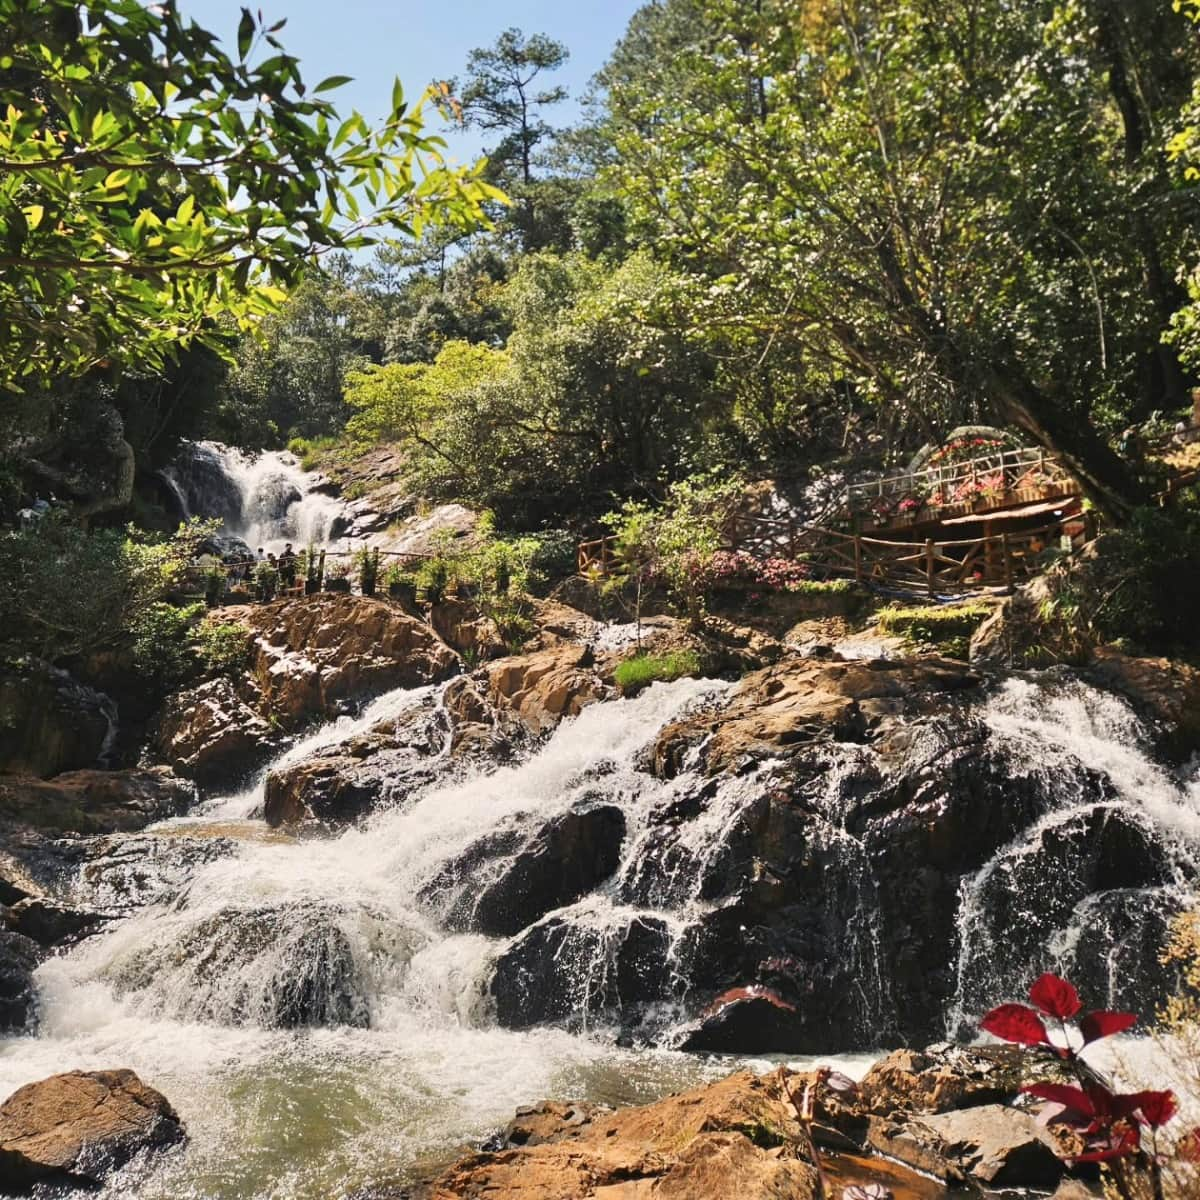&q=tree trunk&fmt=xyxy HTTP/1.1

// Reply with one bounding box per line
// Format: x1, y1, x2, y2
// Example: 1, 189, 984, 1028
982, 362, 1145, 524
